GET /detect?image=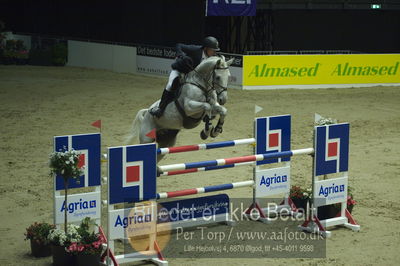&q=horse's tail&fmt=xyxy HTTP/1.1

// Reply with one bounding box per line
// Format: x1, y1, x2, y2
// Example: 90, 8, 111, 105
125, 109, 147, 144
